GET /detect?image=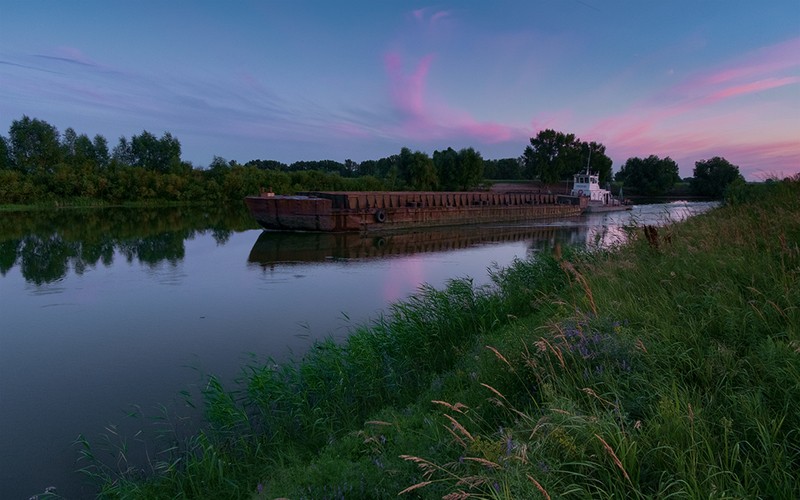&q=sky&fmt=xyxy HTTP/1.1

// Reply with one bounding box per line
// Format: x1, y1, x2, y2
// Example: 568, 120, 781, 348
1, 1, 798, 180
